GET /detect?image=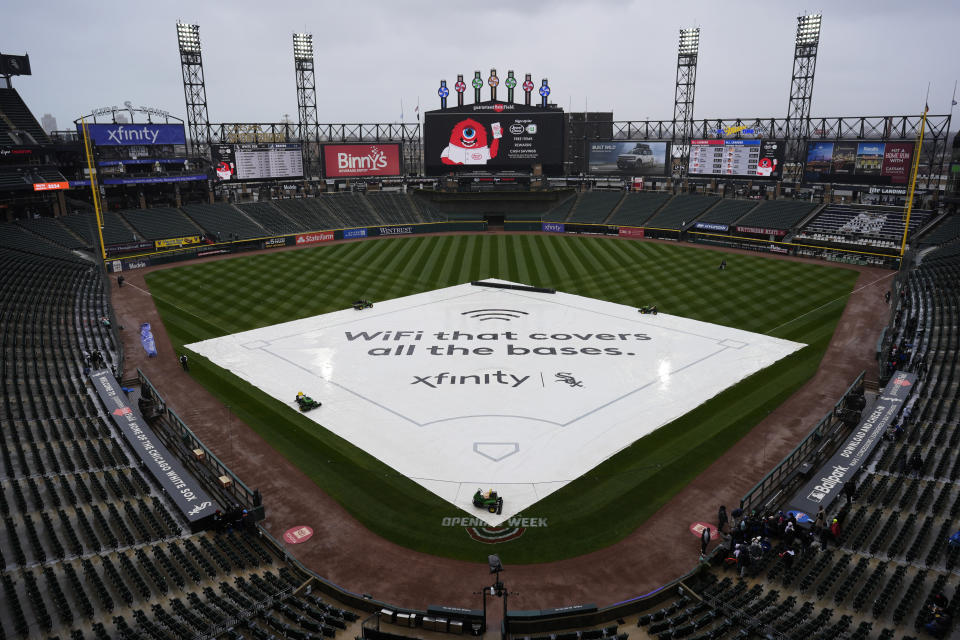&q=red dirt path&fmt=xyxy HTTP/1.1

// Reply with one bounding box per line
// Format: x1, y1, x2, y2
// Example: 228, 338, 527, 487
110, 232, 893, 611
